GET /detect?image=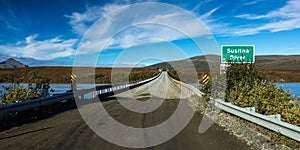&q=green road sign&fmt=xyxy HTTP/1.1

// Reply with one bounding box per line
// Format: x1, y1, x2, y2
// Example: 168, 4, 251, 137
221, 45, 255, 63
